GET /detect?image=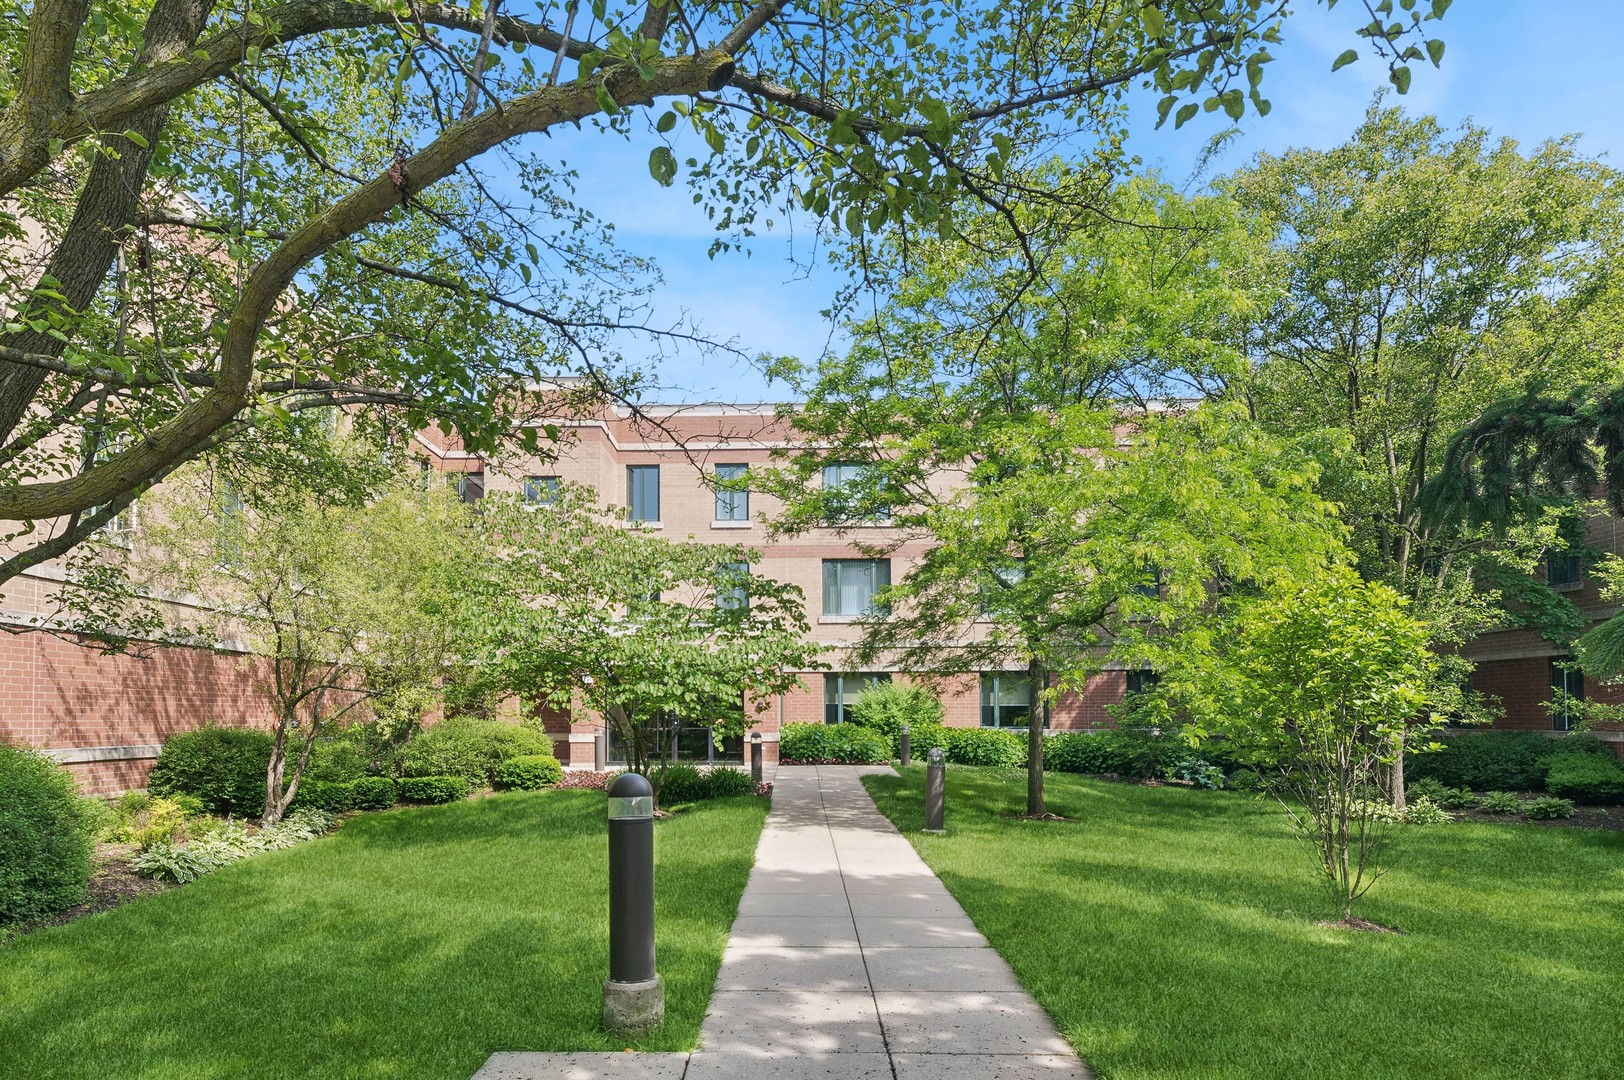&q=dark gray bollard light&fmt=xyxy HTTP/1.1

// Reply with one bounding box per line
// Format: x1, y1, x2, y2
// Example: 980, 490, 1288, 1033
750, 732, 763, 782
603, 771, 664, 1036
923, 746, 946, 834
899, 724, 911, 768
594, 724, 607, 773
